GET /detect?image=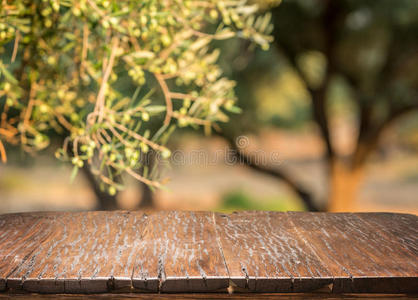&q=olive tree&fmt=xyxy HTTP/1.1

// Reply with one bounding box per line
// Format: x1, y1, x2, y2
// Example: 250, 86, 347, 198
223, 0, 418, 211
0, 0, 272, 208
